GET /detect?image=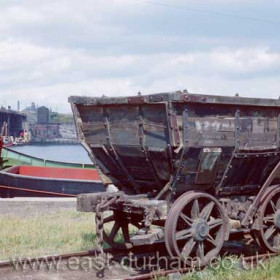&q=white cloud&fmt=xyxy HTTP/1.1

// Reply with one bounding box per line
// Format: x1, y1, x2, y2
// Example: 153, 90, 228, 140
0, 38, 279, 112
0, 0, 279, 112
209, 47, 280, 74
0, 41, 51, 68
